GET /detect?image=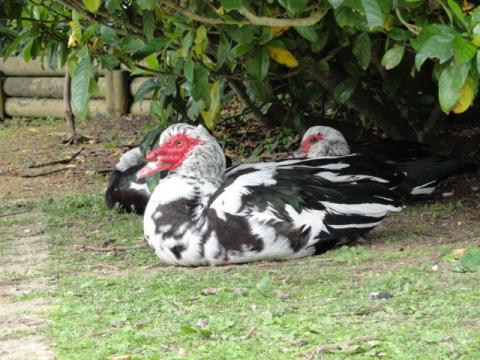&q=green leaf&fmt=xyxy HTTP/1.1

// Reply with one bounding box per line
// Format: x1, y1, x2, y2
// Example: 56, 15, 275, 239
459, 247, 480, 272
142, 11, 155, 40
381, 46, 405, 70
143, 54, 160, 70
294, 26, 318, 42
134, 37, 169, 59
145, 172, 162, 193
140, 127, 163, 156
232, 43, 254, 57
72, 55, 93, 118
99, 54, 120, 69
335, 6, 368, 31
0, 25, 18, 37
352, 32, 371, 70
245, 47, 269, 81
182, 31, 193, 57
278, 0, 308, 14
217, 32, 231, 69
136, 0, 156, 10
125, 38, 145, 53
227, 25, 257, 44
411, 24, 457, 70
191, 65, 210, 107
447, 0, 467, 30
100, 25, 119, 48
452, 35, 476, 65
328, 0, 345, 8
219, 0, 241, 11
387, 28, 410, 41
333, 77, 358, 104
82, 0, 101, 13
134, 77, 158, 102
438, 62, 469, 113
311, 31, 329, 53
361, 0, 384, 30
200, 80, 222, 129
183, 59, 194, 82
